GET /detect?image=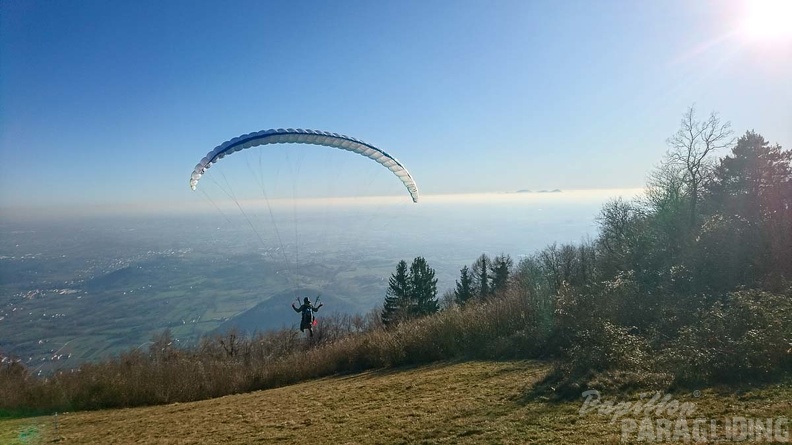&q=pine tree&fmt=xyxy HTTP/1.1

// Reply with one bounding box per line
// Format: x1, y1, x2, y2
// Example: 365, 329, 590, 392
454, 265, 474, 306
491, 254, 513, 296
702, 131, 792, 290
471, 253, 491, 299
382, 257, 439, 325
409, 256, 439, 317
382, 260, 410, 326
